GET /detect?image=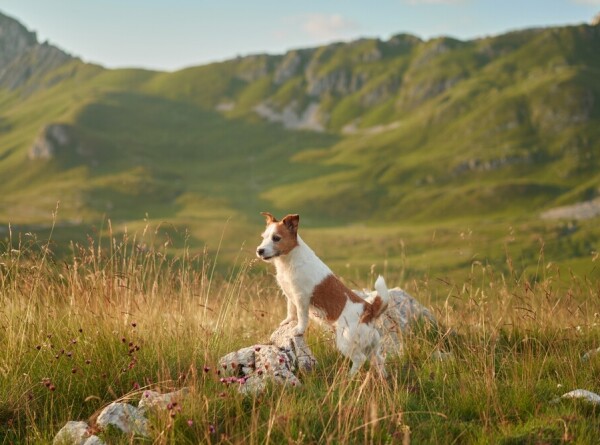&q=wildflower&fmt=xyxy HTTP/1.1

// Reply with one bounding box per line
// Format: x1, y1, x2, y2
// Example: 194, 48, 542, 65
78, 328, 83, 333
203, 365, 210, 373
131, 322, 137, 328
209, 424, 216, 434
132, 382, 140, 390
35, 345, 41, 350
49, 384, 56, 392
187, 419, 193, 427
85, 359, 91, 365
71, 368, 77, 374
